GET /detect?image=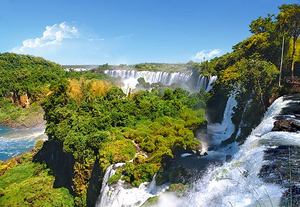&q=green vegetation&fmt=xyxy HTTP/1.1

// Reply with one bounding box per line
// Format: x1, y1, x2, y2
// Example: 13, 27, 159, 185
0, 99, 44, 127
135, 63, 188, 72
43, 79, 207, 200
0, 143, 74, 207
0, 53, 66, 127
0, 4, 298, 207
201, 4, 300, 141
0, 53, 111, 127
0, 53, 66, 102
199, 4, 299, 80
141, 196, 159, 207
277, 4, 300, 77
